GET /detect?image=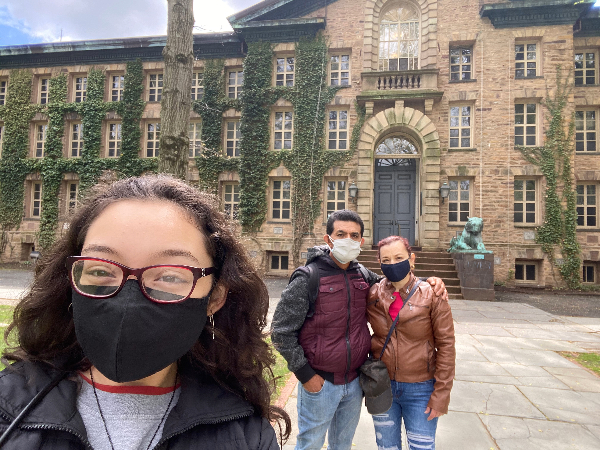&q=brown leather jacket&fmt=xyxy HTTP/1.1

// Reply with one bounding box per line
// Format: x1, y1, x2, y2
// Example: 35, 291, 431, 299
367, 273, 456, 414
